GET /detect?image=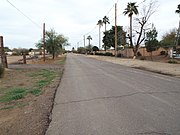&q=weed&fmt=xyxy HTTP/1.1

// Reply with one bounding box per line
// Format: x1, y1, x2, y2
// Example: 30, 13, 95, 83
0, 87, 27, 102
56, 56, 66, 64
0, 64, 4, 78
0, 102, 29, 110
168, 59, 178, 64
29, 88, 42, 96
